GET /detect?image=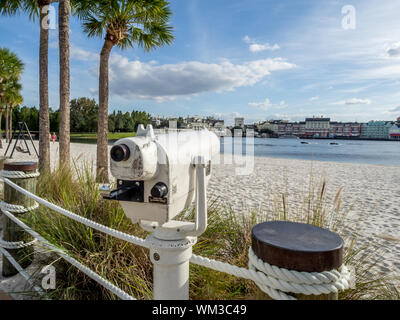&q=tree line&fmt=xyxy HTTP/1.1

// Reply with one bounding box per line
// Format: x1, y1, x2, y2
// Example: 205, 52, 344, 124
0, 0, 174, 182
3, 97, 152, 134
